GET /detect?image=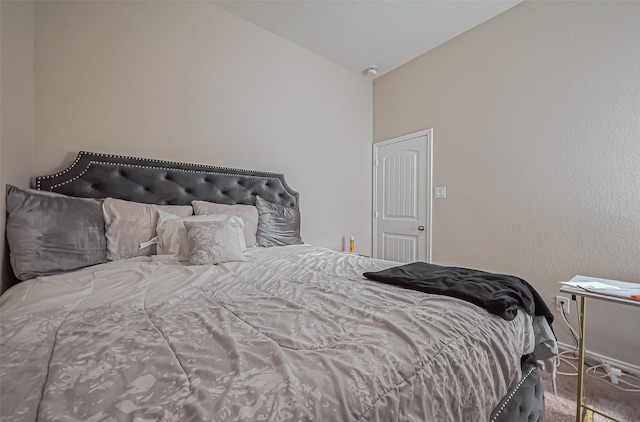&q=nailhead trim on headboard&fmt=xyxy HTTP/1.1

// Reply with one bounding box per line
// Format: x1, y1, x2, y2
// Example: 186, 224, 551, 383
490, 366, 538, 422
44, 161, 288, 190
34, 151, 299, 208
